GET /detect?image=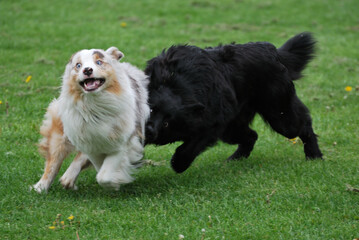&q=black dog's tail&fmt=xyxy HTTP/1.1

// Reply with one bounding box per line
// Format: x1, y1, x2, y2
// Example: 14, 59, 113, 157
278, 32, 316, 80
